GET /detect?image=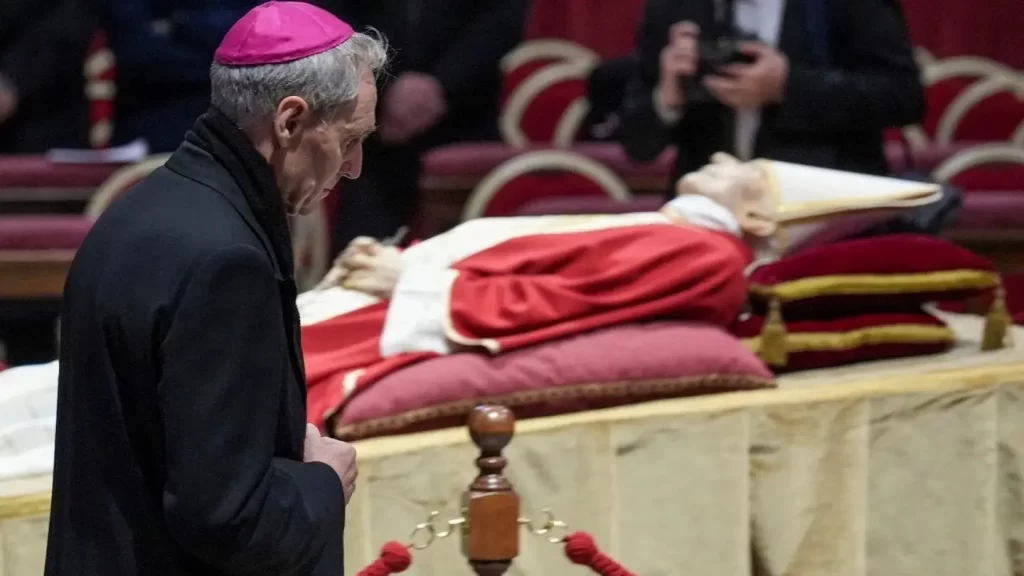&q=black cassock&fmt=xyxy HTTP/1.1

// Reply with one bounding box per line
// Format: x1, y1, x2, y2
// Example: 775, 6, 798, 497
45, 110, 345, 575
